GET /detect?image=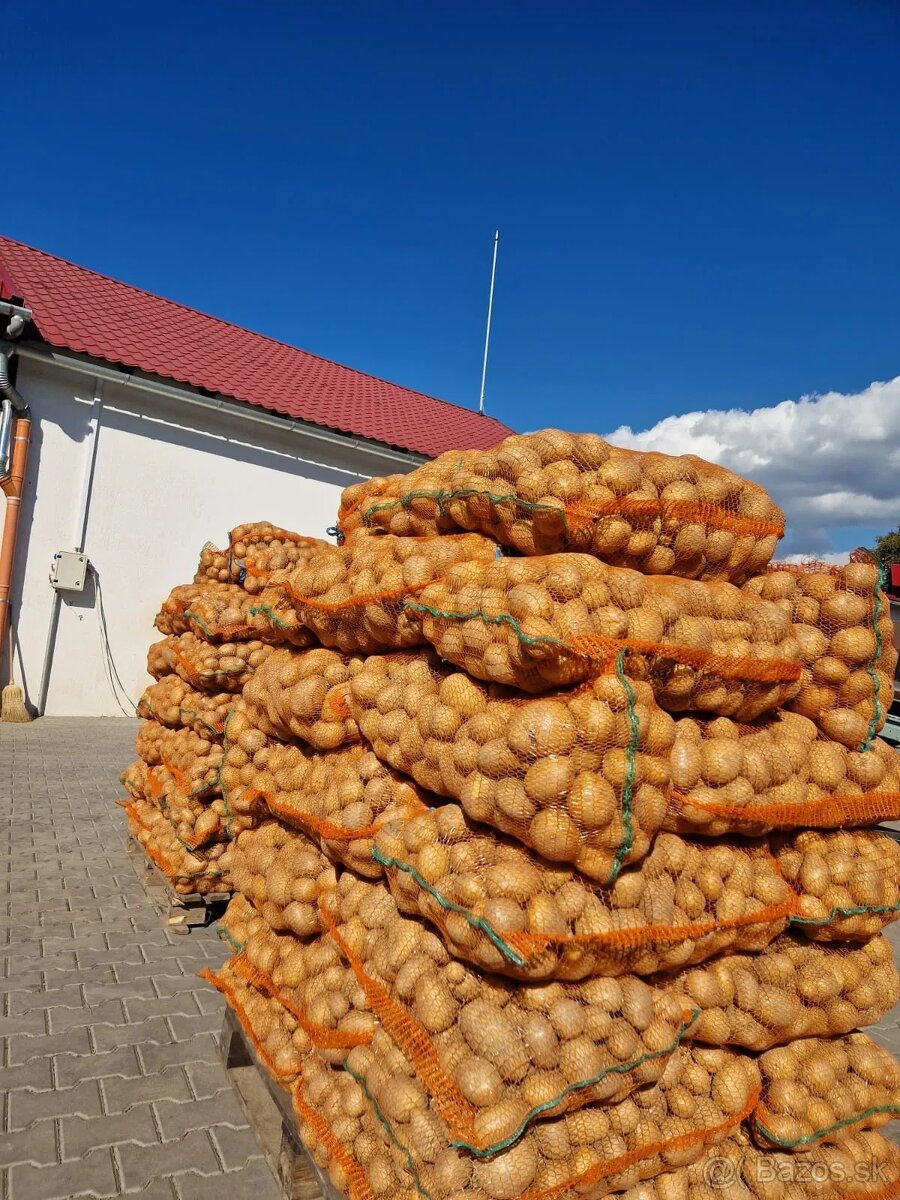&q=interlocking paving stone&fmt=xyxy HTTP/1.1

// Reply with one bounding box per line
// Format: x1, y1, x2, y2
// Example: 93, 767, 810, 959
0, 1118, 59, 1168
60, 1106, 159, 1160
9, 1079, 105, 1130
100, 1068, 195, 1115
0, 718, 280, 1197
116, 1129, 221, 1191
8, 1146, 118, 1200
